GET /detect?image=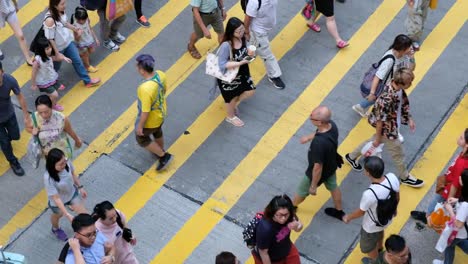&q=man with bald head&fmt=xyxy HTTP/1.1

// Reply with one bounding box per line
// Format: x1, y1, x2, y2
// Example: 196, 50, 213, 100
293, 106, 345, 221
